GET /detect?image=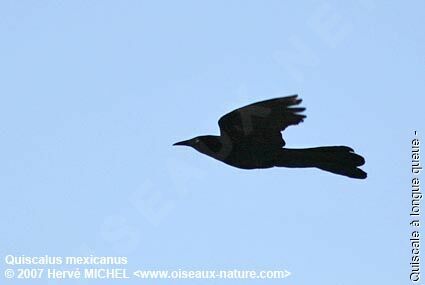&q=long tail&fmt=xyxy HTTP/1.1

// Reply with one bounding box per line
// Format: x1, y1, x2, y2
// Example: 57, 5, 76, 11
275, 146, 367, 179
